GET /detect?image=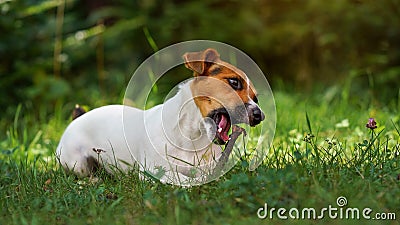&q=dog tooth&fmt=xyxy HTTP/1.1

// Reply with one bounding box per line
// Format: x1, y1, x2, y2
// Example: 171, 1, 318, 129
218, 127, 222, 133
